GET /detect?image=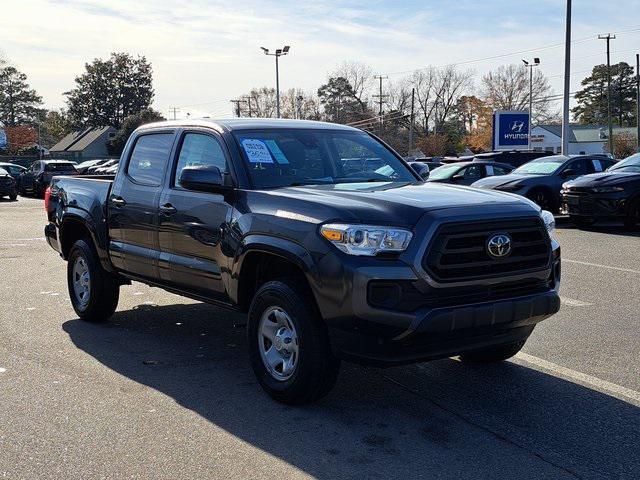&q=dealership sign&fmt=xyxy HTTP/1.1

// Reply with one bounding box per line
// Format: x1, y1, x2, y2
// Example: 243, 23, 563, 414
492, 110, 530, 151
